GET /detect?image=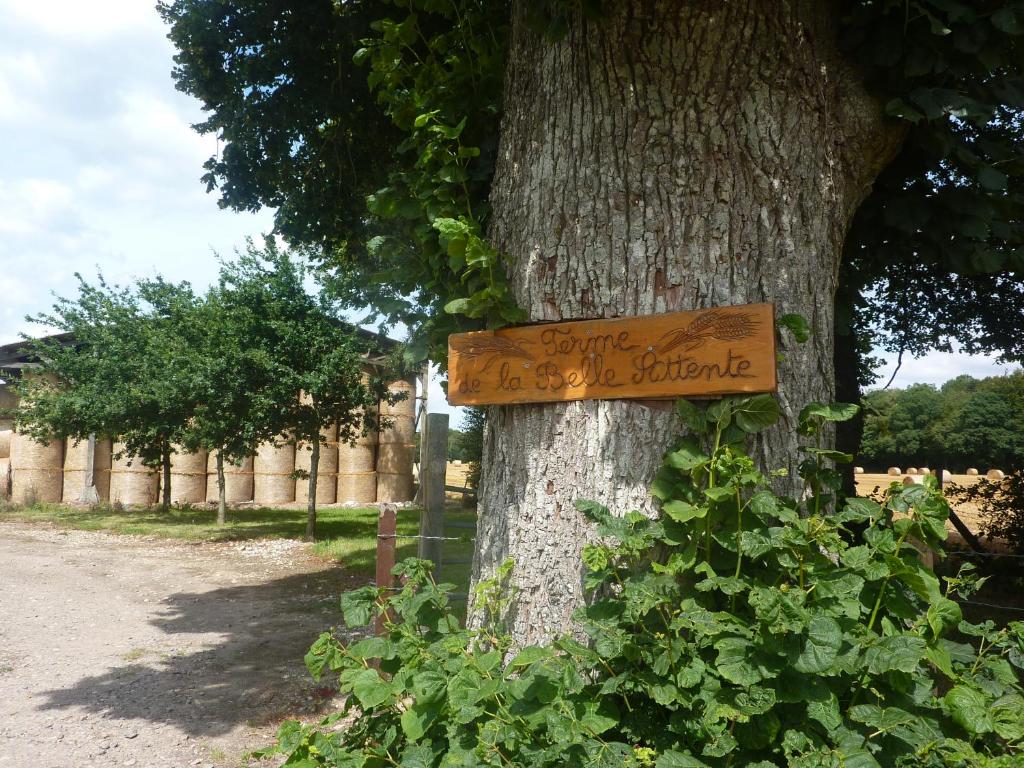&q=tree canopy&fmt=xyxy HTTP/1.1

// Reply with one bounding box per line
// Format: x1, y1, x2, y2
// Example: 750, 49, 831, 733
215, 240, 392, 538
859, 371, 1024, 470
159, 0, 1024, 371
15, 241, 388, 523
